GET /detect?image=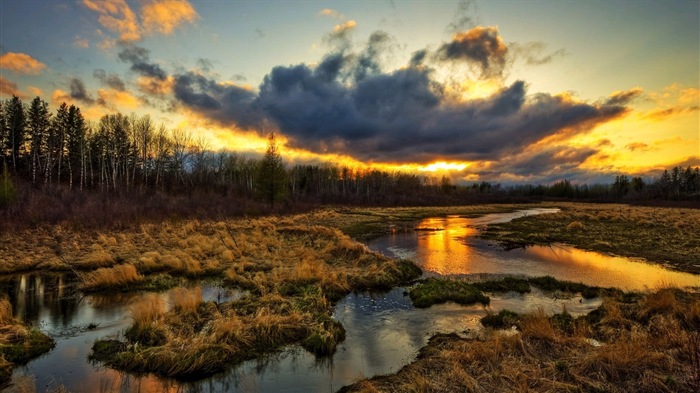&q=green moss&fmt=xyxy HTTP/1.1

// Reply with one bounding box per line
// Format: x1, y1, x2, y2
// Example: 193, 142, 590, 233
302, 318, 346, 356
410, 278, 490, 308
474, 277, 531, 294
0, 329, 55, 365
529, 276, 600, 298
480, 309, 520, 329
